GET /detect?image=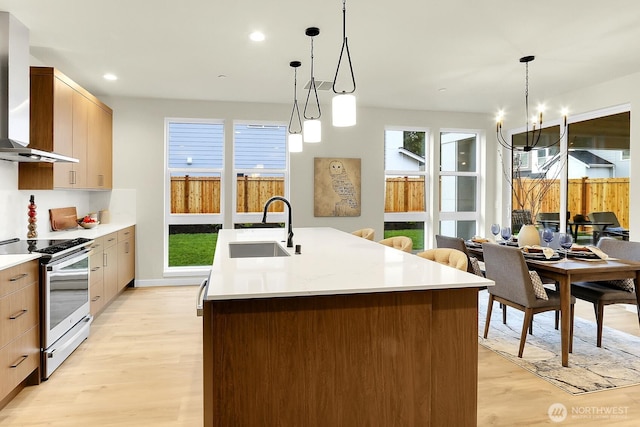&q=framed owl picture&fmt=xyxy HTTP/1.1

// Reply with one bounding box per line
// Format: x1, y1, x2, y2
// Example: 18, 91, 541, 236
314, 157, 361, 217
